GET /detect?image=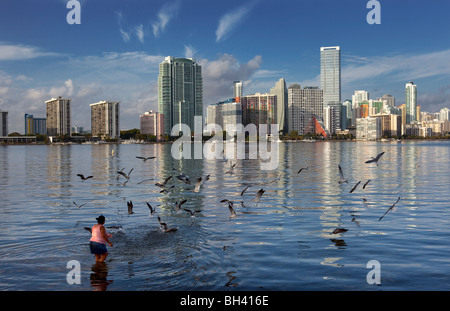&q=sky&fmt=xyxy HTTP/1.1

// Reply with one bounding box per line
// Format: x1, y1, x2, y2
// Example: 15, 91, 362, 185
1, 0, 450, 133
